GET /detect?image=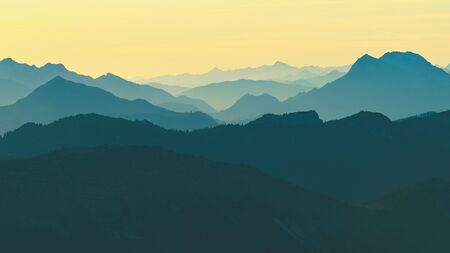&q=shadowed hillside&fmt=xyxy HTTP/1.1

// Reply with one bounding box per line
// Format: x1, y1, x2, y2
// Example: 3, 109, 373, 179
0, 145, 370, 253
